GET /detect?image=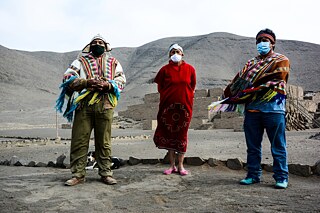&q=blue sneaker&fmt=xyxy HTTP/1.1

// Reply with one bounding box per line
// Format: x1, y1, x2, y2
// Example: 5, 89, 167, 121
275, 180, 288, 189
239, 178, 260, 185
